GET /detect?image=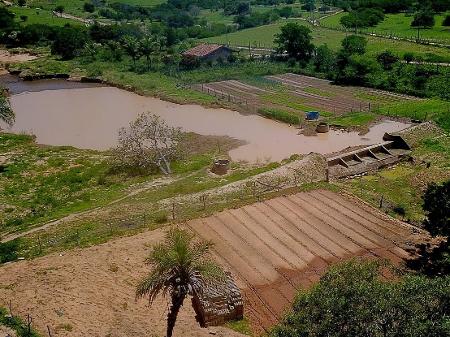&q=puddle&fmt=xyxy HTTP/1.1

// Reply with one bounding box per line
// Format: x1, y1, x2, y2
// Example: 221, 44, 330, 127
2, 82, 410, 162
